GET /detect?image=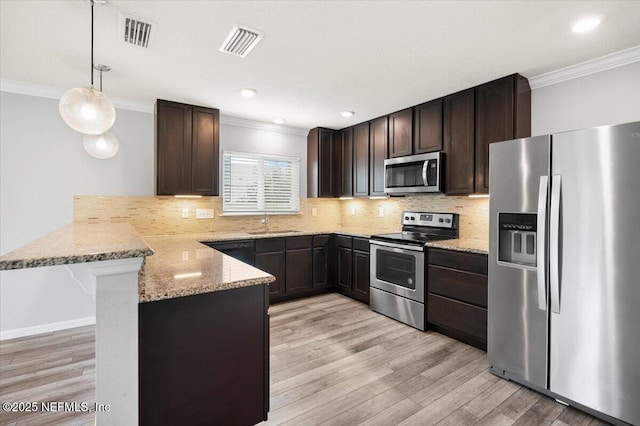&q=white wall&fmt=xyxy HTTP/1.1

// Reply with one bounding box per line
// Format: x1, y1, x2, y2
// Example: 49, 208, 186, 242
531, 61, 640, 135
0, 89, 308, 339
